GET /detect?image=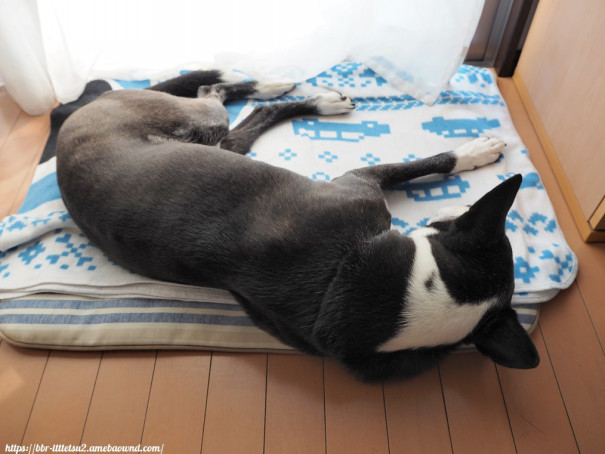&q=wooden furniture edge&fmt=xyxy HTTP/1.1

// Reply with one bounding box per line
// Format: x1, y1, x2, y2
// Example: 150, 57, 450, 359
512, 72, 605, 243
589, 196, 605, 230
